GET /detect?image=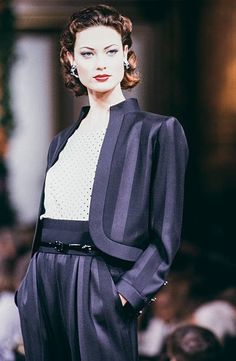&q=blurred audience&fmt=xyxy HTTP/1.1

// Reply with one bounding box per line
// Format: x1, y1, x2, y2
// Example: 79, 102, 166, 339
0, 224, 32, 361
191, 300, 236, 343
0, 228, 17, 262
165, 325, 223, 361
218, 287, 236, 309
0, 259, 23, 361
191, 300, 236, 360
138, 241, 236, 361
138, 272, 194, 358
